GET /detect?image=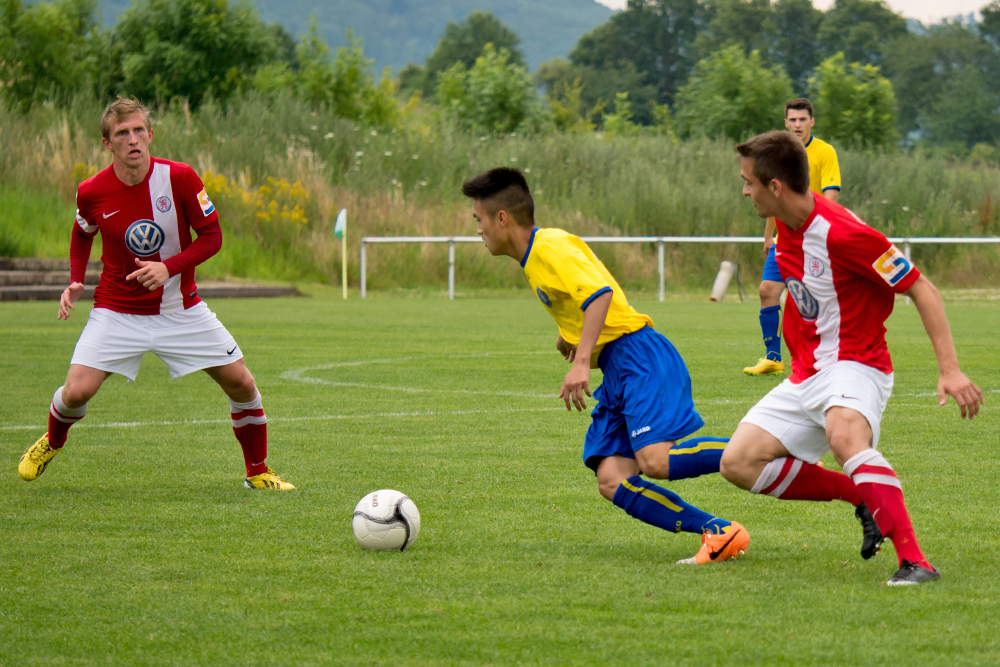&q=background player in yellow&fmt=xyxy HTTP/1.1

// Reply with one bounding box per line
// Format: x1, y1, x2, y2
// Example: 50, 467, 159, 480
744, 98, 841, 376
462, 167, 749, 565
